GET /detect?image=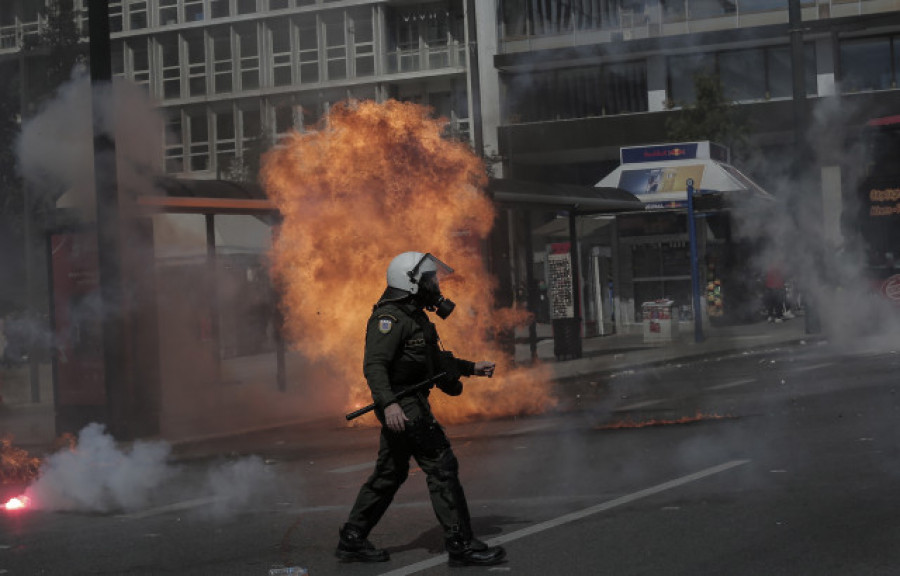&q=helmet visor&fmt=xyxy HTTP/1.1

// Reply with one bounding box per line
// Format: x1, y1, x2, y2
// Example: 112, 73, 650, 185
410, 253, 454, 287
